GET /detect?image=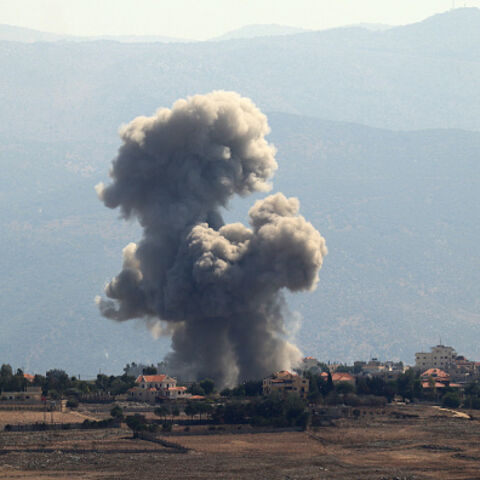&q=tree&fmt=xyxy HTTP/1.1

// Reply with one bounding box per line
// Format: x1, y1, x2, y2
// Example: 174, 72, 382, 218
66, 398, 79, 409
184, 402, 199, 420
244, 380, 263, 397
0, 364, 13, 381
154, 406, 170, 422
319, 372, 334, 396
125, 414, 148, 437
45, 369, 71, 395
336, 382, 355, 395
220, 387, 232, 397
142, 365, 157, 375
196, 402, 213, 420
187, 382, 205, 396
110, 405, 124, 419
395, 370, 423, 402
199, 378, 215, 395
442, 392, 461, 409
